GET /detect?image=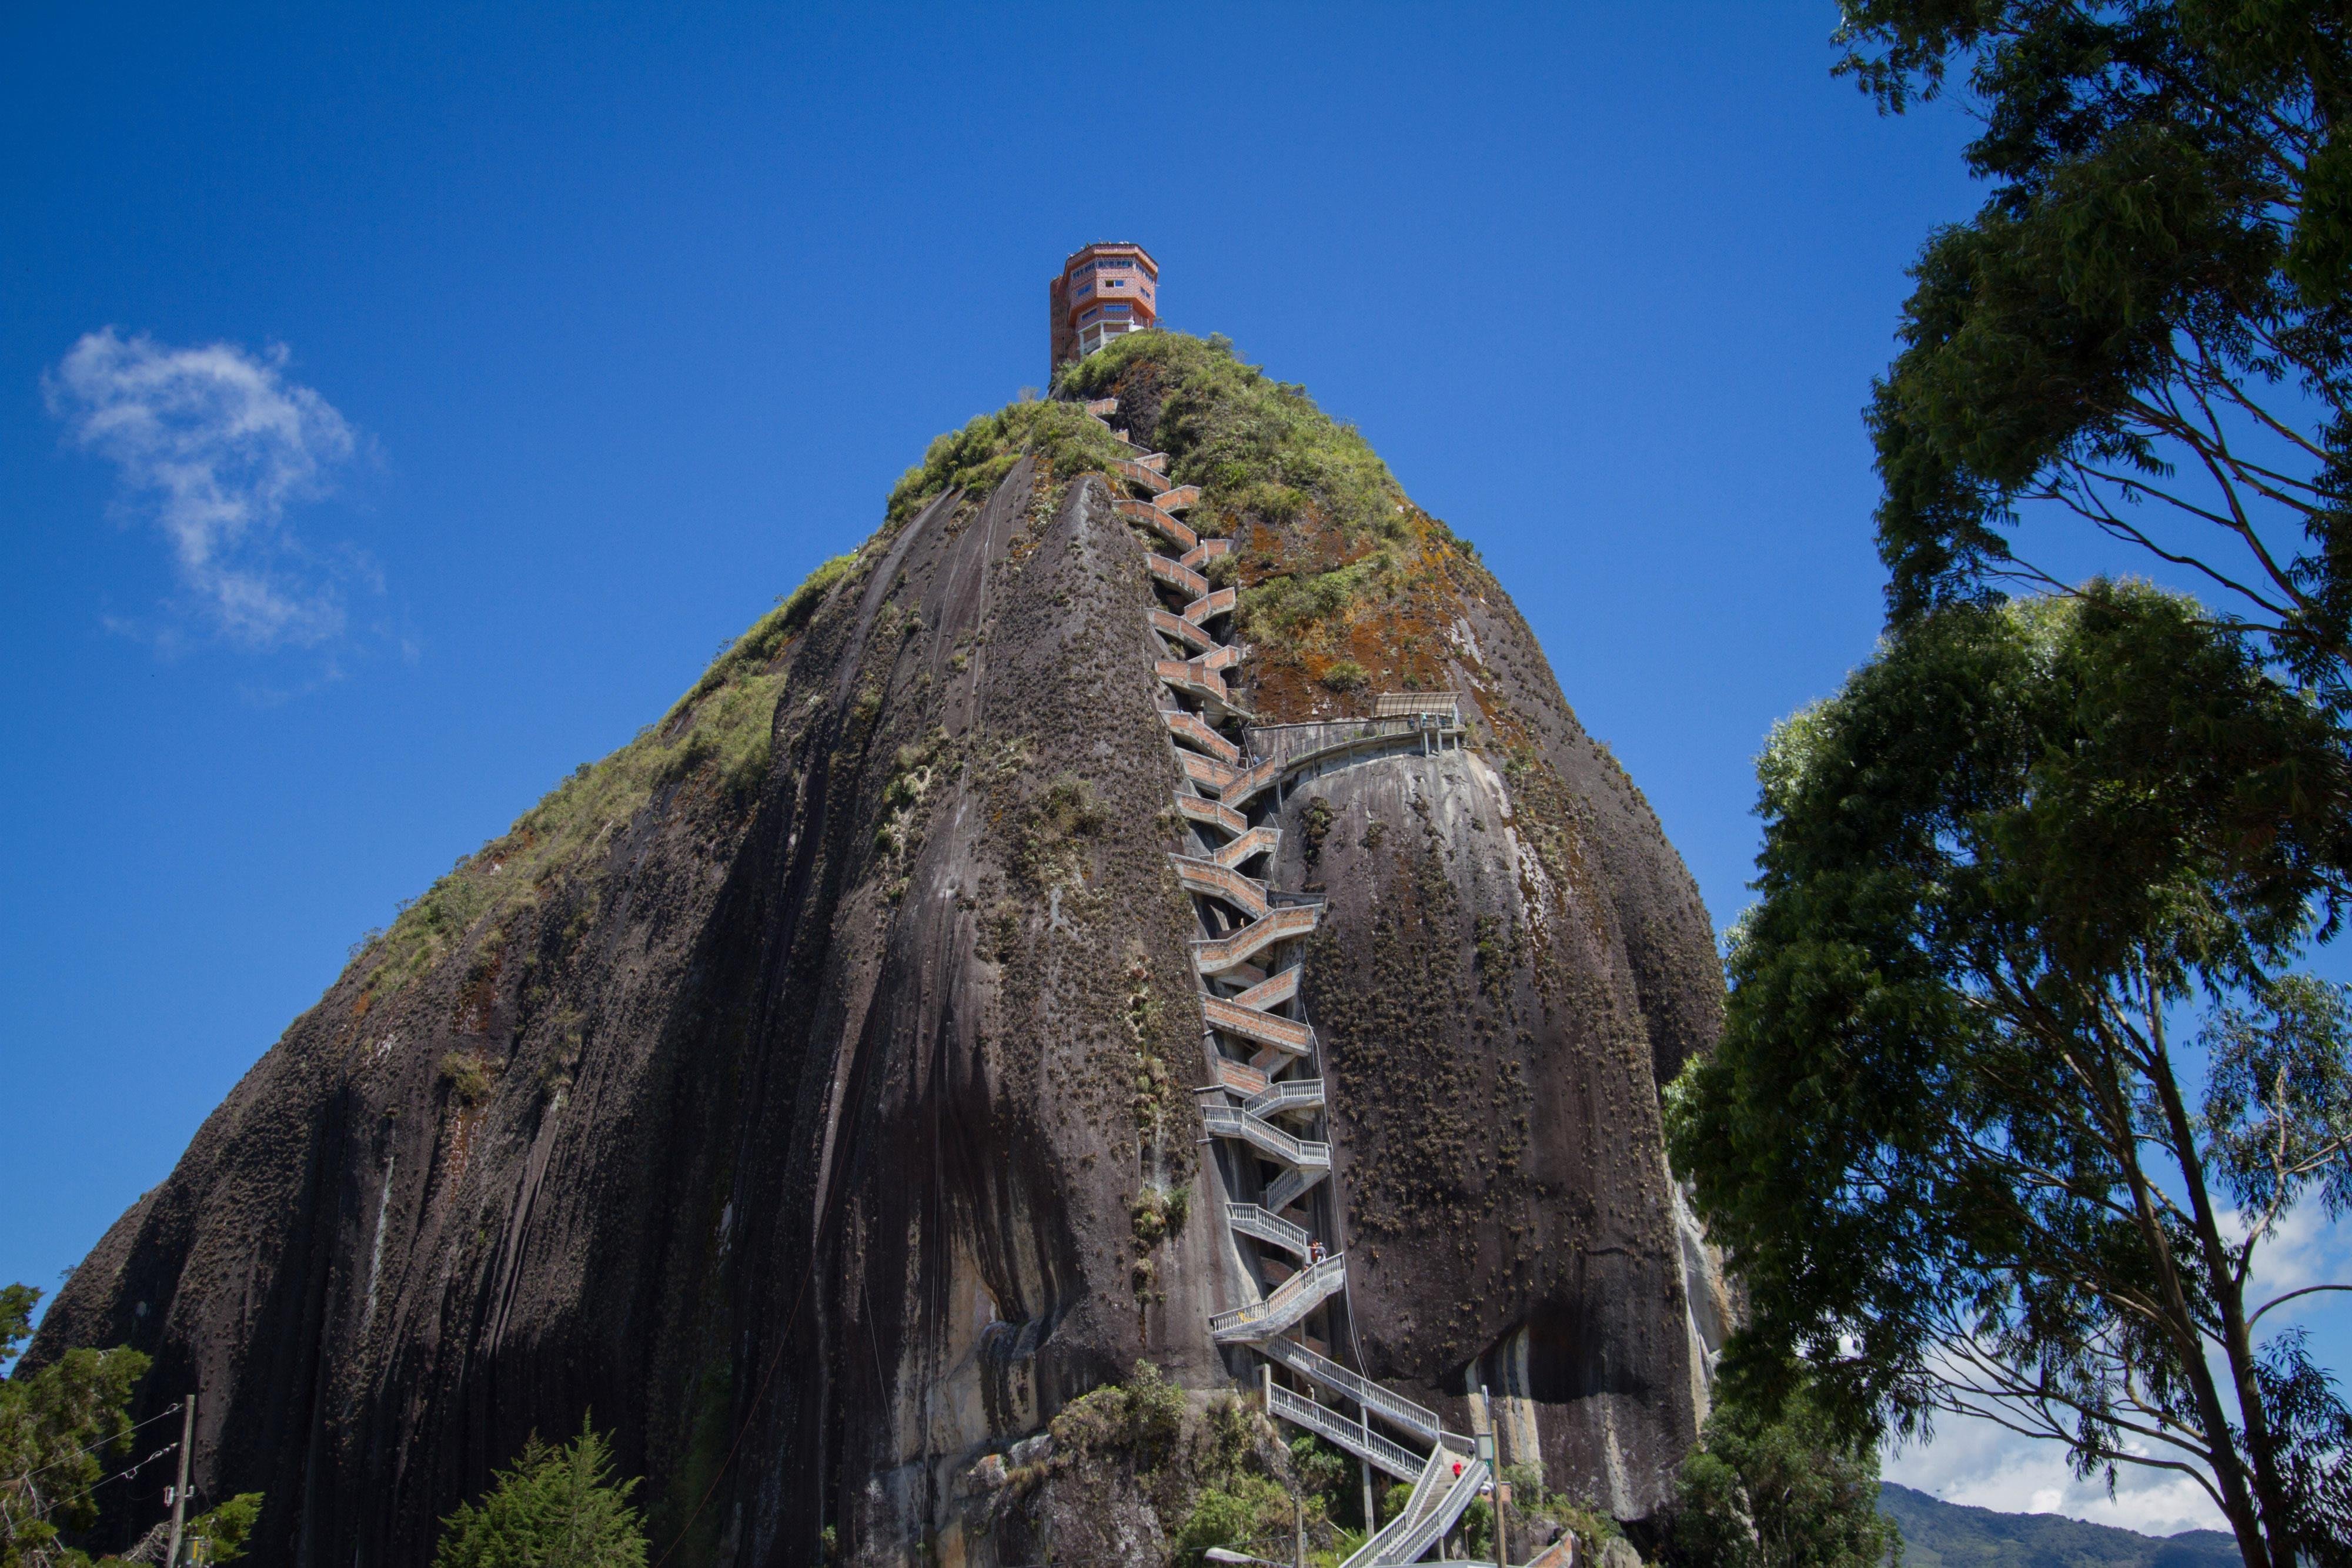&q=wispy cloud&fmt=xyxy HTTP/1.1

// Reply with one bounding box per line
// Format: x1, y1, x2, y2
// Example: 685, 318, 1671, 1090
46, 328, 365, 649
